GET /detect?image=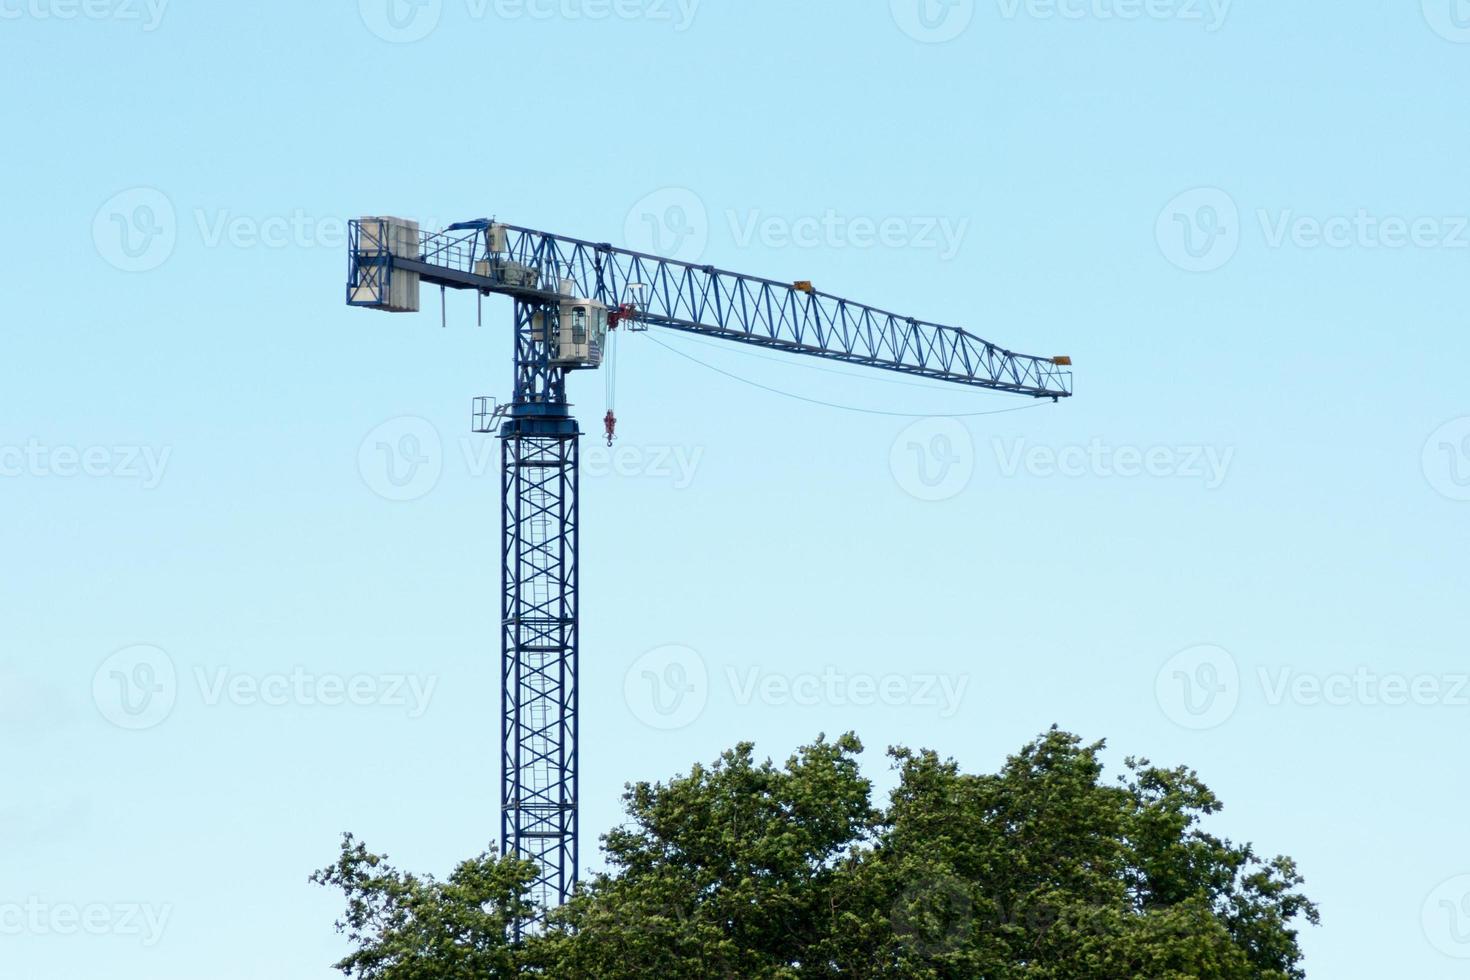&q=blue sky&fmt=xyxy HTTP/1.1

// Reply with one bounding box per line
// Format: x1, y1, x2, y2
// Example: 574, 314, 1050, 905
3, 1, 1469, 976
